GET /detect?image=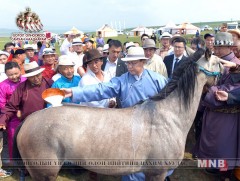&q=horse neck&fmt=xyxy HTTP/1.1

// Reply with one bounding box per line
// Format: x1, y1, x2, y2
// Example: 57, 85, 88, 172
156, 72, 207, 135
